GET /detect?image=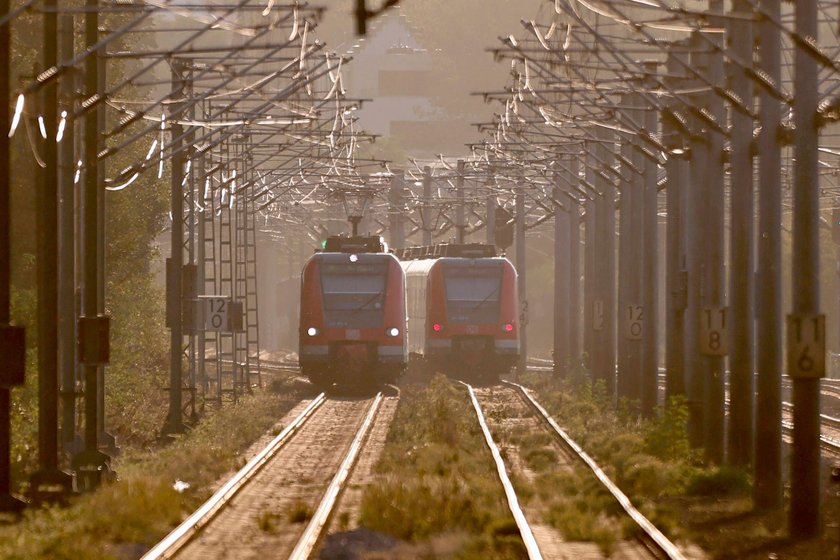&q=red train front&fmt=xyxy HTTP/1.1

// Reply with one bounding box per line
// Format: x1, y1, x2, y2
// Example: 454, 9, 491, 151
298, 236, 407, 388
401, 243, 520, 381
